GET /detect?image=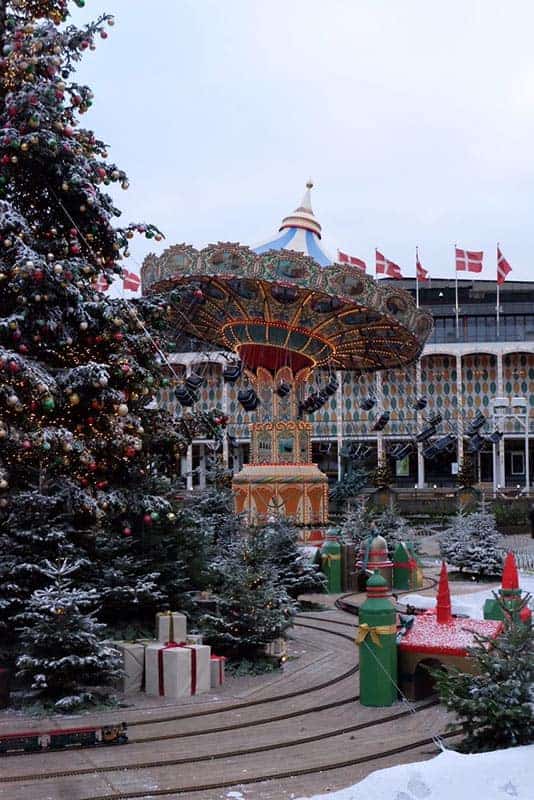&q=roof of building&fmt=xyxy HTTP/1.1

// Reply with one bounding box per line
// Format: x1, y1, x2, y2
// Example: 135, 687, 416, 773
253, 181, 333, 267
